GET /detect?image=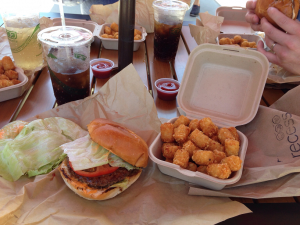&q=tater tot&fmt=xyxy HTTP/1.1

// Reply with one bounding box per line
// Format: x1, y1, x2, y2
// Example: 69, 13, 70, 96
4, 70, 18, 80
114, 32, 119, 38
0, 75, 9, 80
173, 115, 190, 128
160, 122, 174, 142
213, 150, 226, 163
11, 79, 21, 85
189, 119, 199, 132
199, 117, 218, 138
134, 35, 142, 40
219, 37, 231, 45
192, 150, 214, 166
0, 67, 4, 74
227, 127, 240, 143
101, 34, 109, 38
221, 156, 242, 171
225, 139, 240, 156
111, 30, 116, 36
162, 142, 177, 155
134, 29, 142, 36
162, 144, 181, 159
2, 56, 15, 71
173, 149, 189, 168
182, 140, 198, 157
173, 124, 190, 143
187, 162, 197, 172
197, 165, 207, 174
230, 39, 235, 45
207, 139, 224, 152
189, 129, 210, 149
0, 79, 13, 88
207, 163, 231, 179
218, 128, 235, 145
108, 35, 114, 39
233, 35, 242, 44
110, 22, 119, 32
253, 45, 257, 48
104, 26, 112, 35
241, 41, 250, 47
248, 42, 256, 48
